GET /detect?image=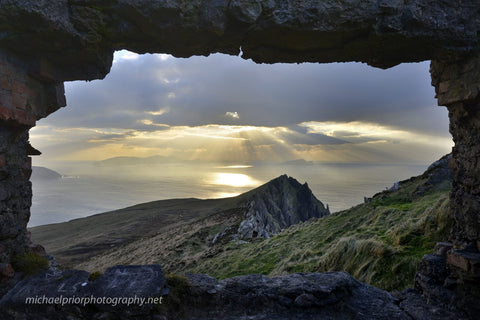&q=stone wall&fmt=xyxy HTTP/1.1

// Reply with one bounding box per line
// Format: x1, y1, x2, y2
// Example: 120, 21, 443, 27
412, 55, 480, 318
0, 125, 31, 282
0, 48, 66, 285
